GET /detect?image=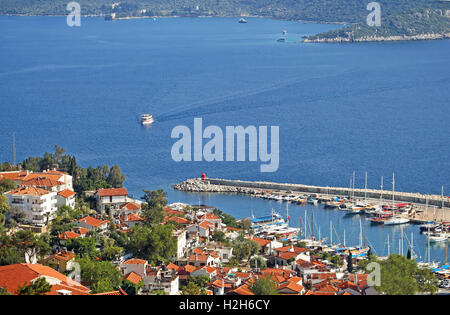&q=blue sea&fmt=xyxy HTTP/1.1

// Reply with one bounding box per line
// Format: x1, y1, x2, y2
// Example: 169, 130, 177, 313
0, 16, 449, 263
